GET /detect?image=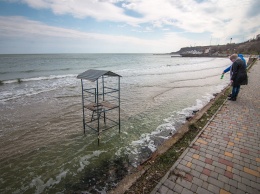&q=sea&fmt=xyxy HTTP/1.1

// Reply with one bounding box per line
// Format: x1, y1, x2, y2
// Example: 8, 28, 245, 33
0, 53, 231, 193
